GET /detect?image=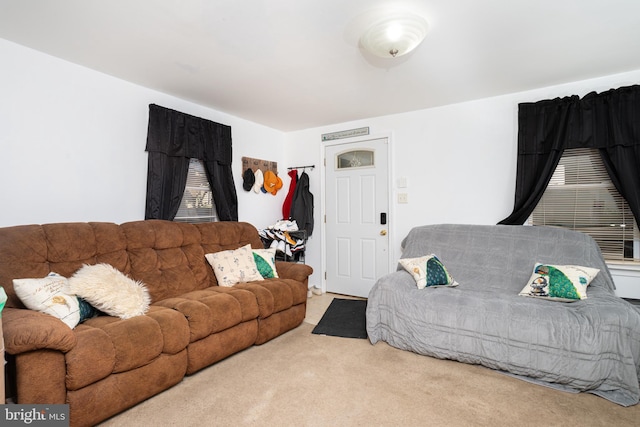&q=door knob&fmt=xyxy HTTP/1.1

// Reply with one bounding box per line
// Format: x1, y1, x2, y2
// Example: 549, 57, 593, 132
380, 230, 387, 236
